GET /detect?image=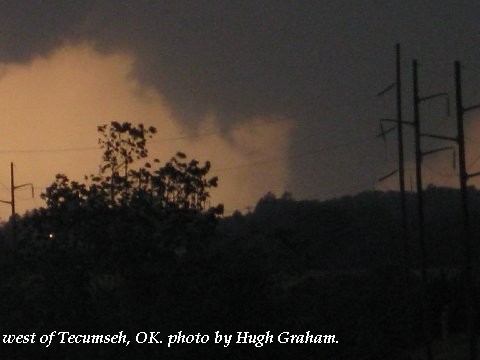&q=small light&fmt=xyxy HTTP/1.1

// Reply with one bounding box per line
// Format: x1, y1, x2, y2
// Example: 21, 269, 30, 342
48, 233, 55, 240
